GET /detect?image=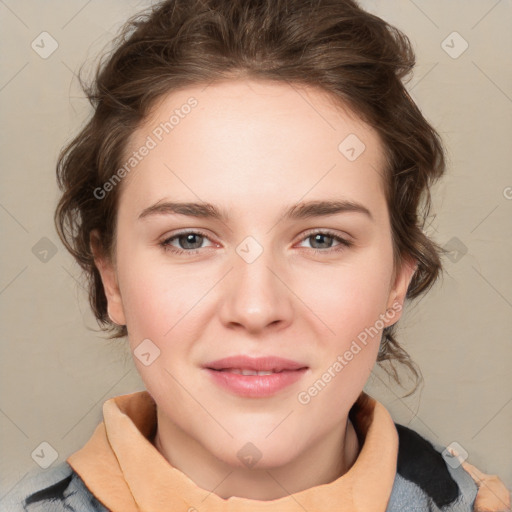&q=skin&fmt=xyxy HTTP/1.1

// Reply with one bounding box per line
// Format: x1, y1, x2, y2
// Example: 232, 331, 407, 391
91, 79, 416, 501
